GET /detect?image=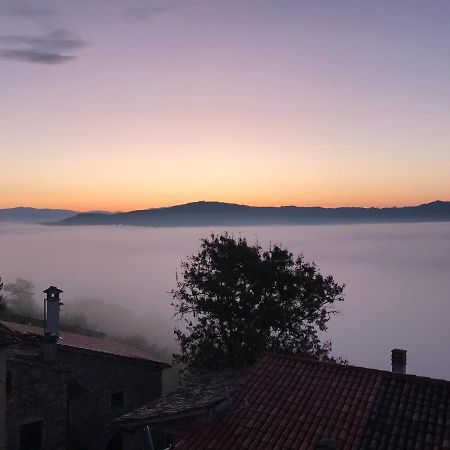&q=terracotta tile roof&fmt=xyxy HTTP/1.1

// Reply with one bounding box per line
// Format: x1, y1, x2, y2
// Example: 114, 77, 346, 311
361, 376, 450, 449
0, 320, 170, 368
174, 353, 450, 450
115, 370, 244, 428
